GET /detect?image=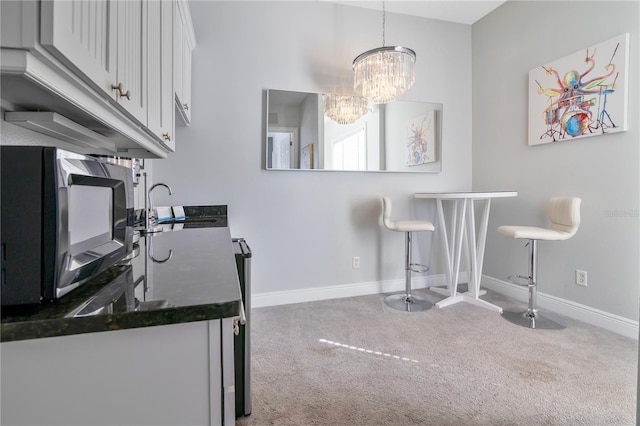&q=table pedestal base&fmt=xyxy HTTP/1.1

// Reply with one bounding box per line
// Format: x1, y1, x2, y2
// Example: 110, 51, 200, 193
414, 192, 517, 314
430, 286, 503, 313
